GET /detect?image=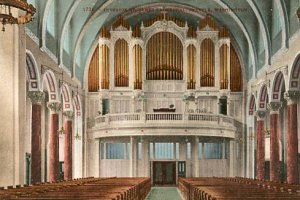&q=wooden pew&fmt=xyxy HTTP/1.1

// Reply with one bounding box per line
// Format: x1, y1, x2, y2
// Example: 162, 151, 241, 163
1, 177, 151, 200
178, 177, 300, 200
